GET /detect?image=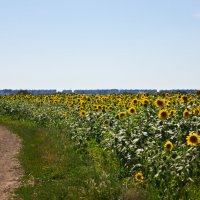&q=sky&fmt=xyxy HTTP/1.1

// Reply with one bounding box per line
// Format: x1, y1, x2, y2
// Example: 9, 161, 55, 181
0, 0, 200, 91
